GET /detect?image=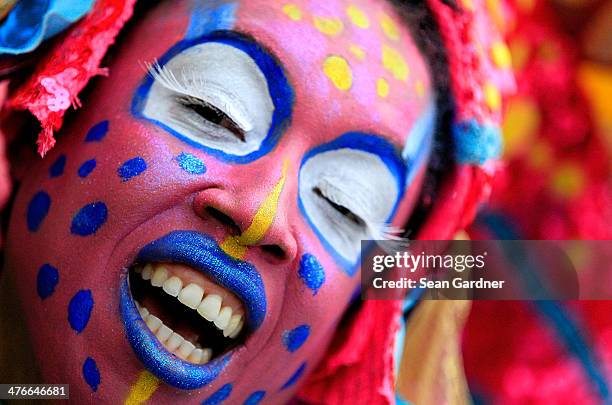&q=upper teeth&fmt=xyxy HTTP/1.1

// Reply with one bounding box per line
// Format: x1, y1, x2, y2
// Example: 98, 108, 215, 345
139, 264, 244, 338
